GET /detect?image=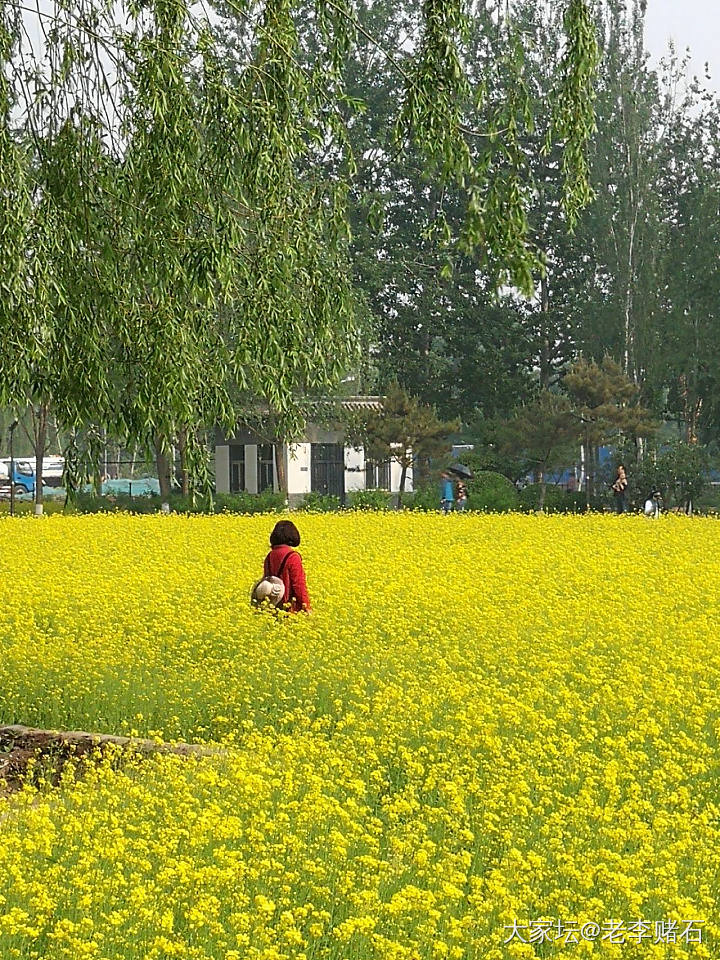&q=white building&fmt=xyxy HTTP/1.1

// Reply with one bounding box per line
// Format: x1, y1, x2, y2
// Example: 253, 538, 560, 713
214, 398, 413, 505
